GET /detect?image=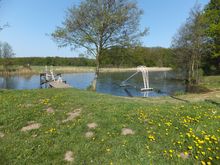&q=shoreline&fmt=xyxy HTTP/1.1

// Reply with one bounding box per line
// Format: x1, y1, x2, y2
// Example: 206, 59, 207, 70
0, 66, 172, 75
